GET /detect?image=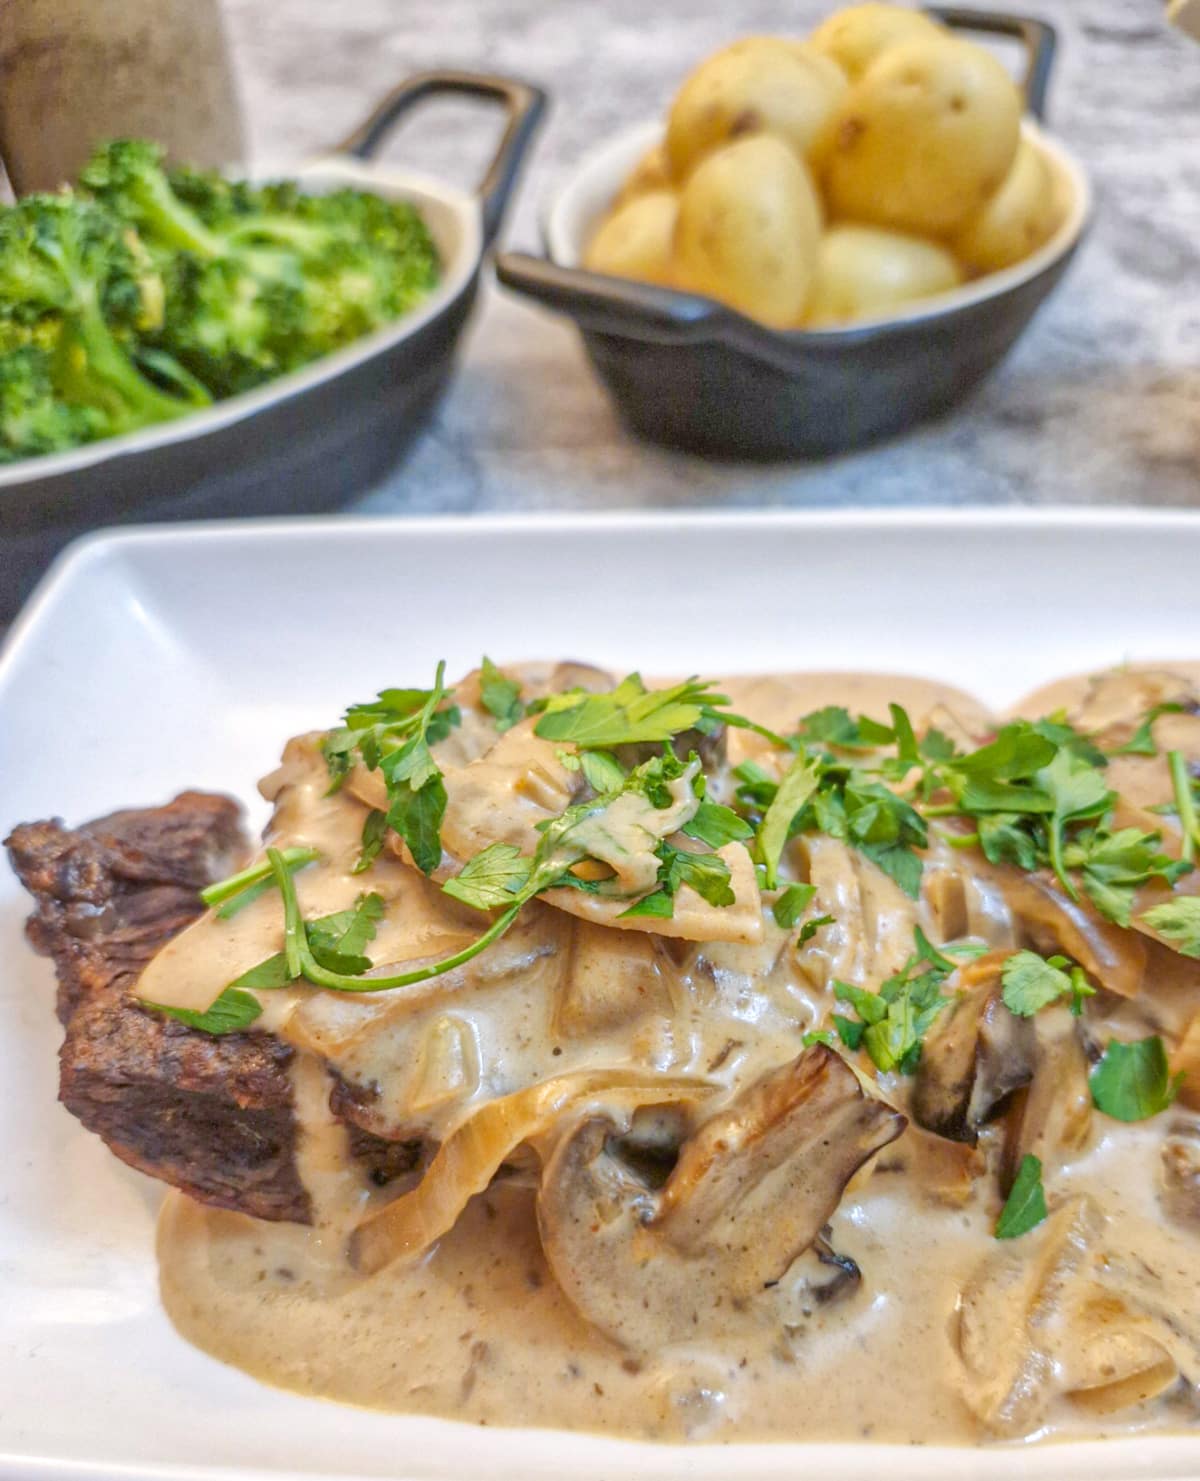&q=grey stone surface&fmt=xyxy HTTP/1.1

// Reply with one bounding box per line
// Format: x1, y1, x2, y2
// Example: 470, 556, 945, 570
223, 0, 1200, 510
